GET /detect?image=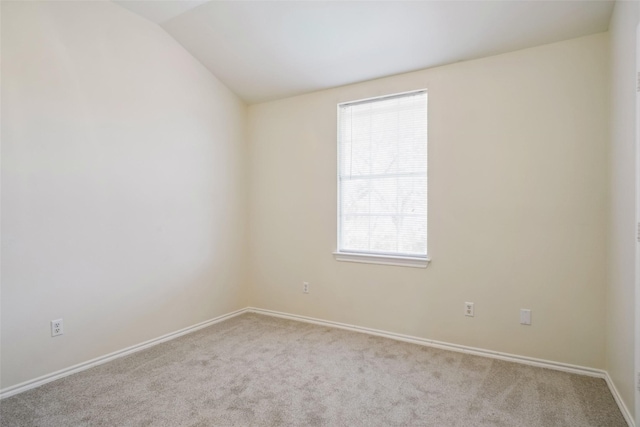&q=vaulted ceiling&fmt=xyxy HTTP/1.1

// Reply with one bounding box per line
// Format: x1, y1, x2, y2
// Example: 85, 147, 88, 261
114, 1, 614, 104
